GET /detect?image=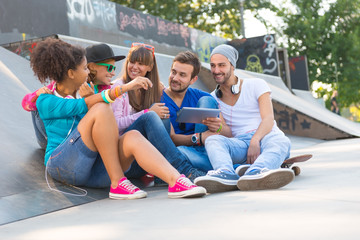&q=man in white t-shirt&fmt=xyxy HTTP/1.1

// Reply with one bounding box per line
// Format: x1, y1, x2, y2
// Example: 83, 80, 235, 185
194, 44, 294, 192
